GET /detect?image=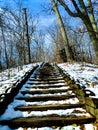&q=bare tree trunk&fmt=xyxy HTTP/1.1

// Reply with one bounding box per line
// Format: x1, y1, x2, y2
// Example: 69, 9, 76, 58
87, 0, 98, 38
20, 31, 25, 65
0, 48, 2, 71
82, 17, 98, 59
23, 8, 31, 63
57, 0, 98, 61
51, 0, 73, 62
1, 26, 9, 69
